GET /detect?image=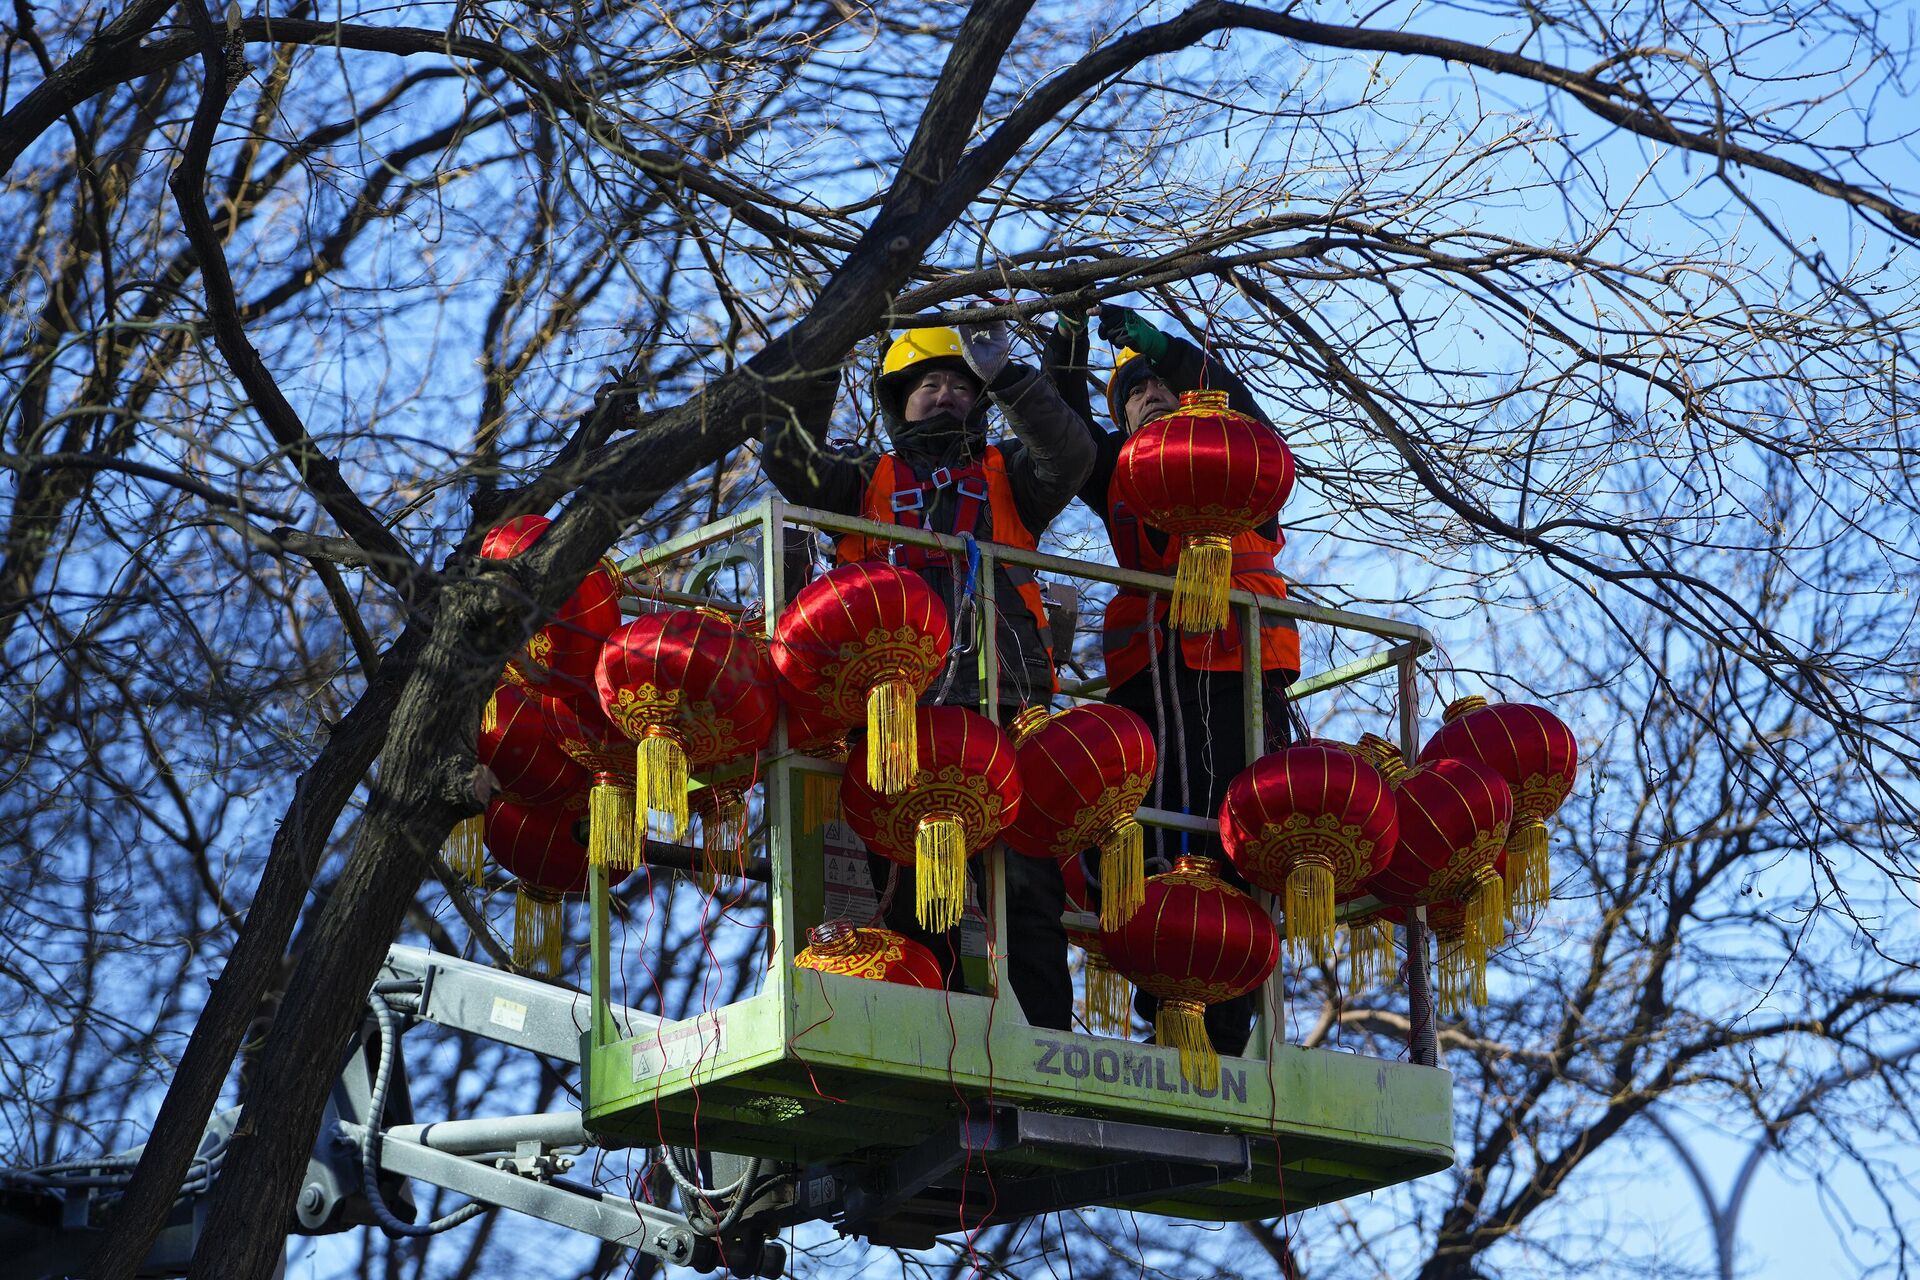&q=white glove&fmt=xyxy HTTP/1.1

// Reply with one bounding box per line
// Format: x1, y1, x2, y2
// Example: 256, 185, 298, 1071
956, 320, 1011, 385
